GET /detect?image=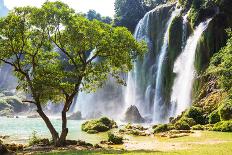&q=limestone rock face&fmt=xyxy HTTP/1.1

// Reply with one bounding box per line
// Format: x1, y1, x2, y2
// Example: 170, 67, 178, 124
124, 105, 145, 123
